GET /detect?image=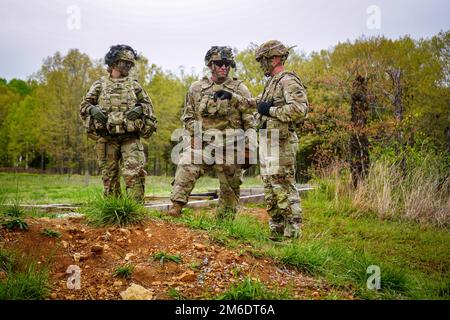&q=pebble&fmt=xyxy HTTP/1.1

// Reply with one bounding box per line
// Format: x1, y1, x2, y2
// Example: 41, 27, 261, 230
119, 228, 131, 236
120, 283, 153, 300
125, 253, 135, 261
98, 289, 107, 296
101, 231, 112, 241
90, 244, 104, 254
73, 253, 81, 262
113, 280, 123, 287
194, 243, 206, 250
